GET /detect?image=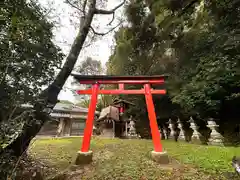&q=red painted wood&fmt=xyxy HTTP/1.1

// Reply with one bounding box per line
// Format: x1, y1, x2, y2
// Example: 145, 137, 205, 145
118, 83, 124, 90
76, 89, 166, 95
77, 75, 166, 154
81, 83, 99, 152
144, 84, 163, 152
119, 107, 124, 113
